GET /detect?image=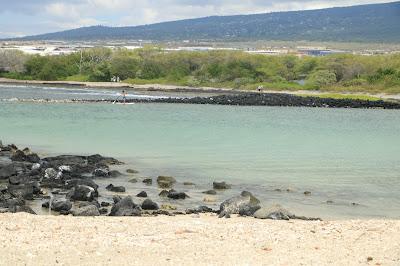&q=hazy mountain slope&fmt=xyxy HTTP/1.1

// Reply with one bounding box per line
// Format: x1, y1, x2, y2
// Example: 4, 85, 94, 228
13, 1, 400, 42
